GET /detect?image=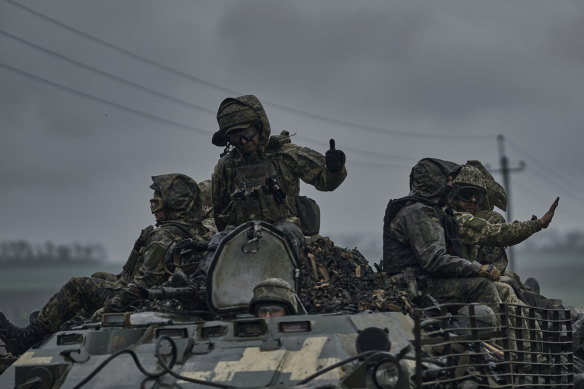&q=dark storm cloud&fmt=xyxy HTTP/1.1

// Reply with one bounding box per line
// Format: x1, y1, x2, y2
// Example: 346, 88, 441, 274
208, 0, 584, 132
1, 0, 583, 262
215, 1, 433, 114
